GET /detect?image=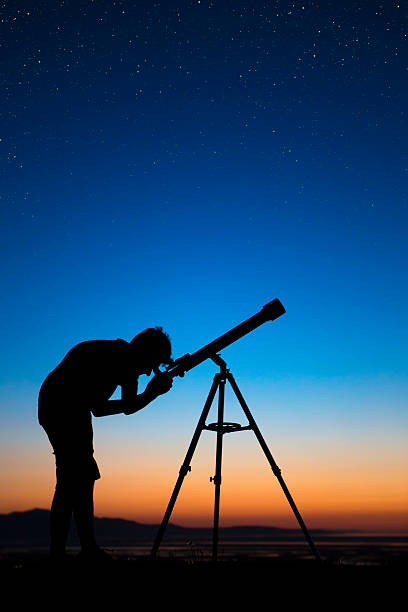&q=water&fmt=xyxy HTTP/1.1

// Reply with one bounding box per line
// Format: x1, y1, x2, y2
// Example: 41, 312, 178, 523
90, 533, 408, 565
